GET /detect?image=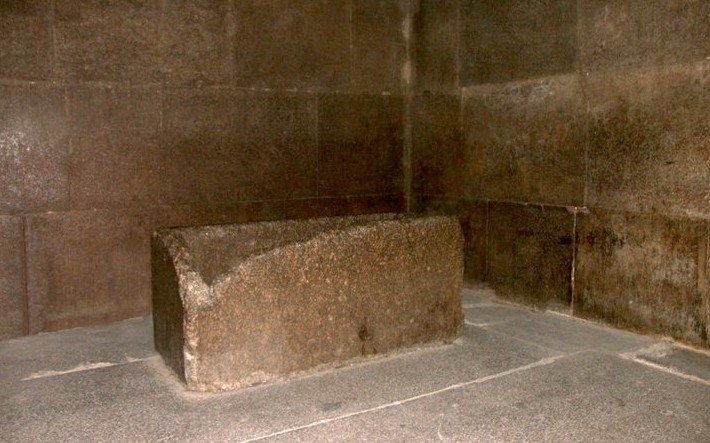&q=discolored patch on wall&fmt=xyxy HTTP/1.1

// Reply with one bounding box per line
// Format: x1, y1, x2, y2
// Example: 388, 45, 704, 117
487, 202, 574, 311
586, 61, 710, 219
463, 74, 586, 206
576, 209, 708, 347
